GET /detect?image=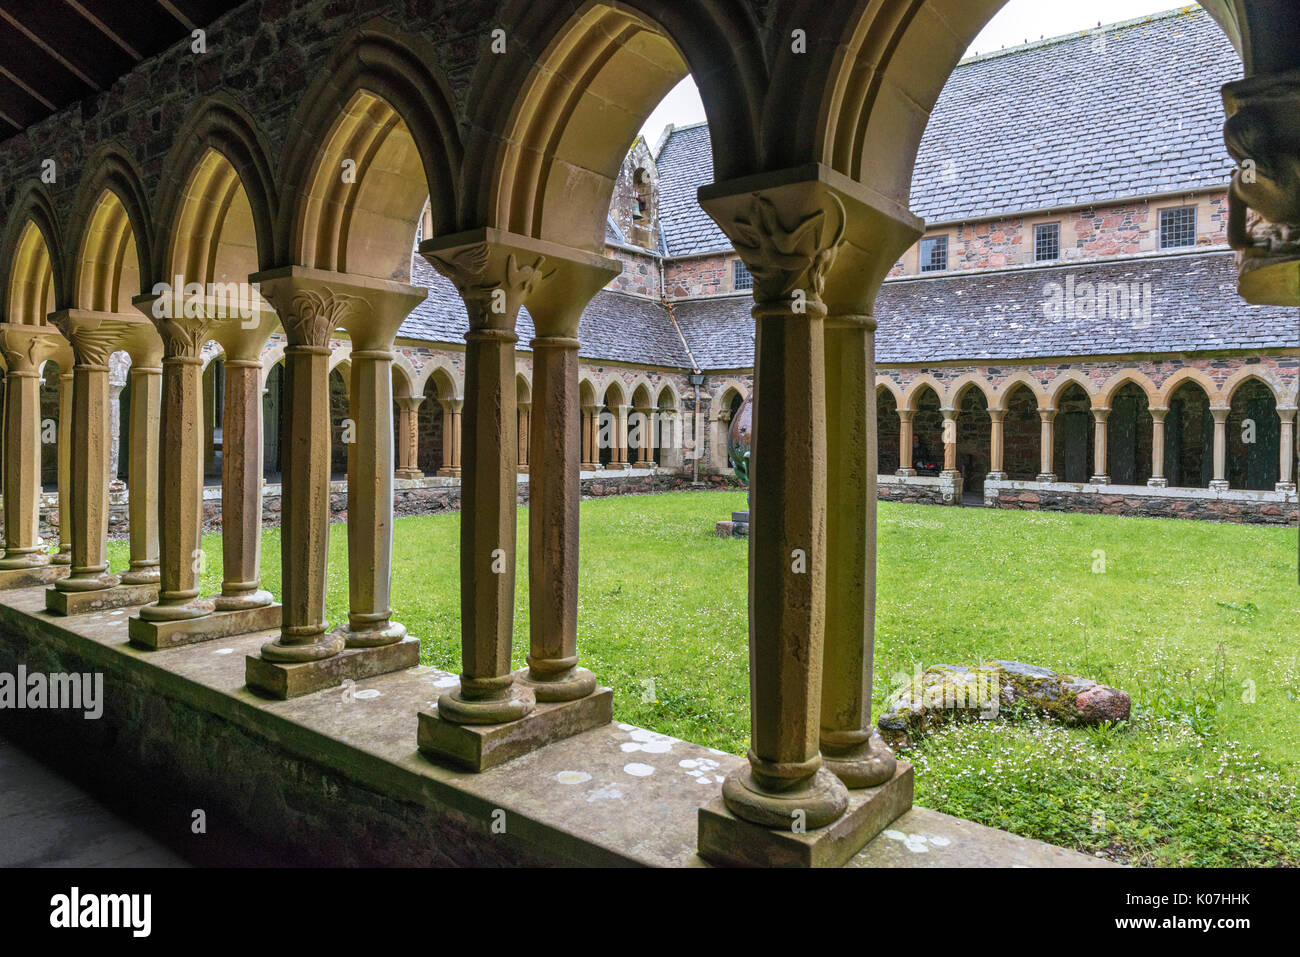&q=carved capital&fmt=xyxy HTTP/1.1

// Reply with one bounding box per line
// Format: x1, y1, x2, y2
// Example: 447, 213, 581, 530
48, 312, 139, 368
722, 192, 845, 303
1223, 69, 1300, 304
424, 241, 553, 330
263, 285, 369, 349
0, 324, 65, 374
